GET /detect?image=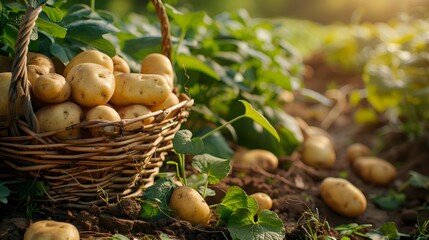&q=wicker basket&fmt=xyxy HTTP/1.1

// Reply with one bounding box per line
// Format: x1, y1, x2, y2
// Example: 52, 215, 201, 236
0, 0, 193, 209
